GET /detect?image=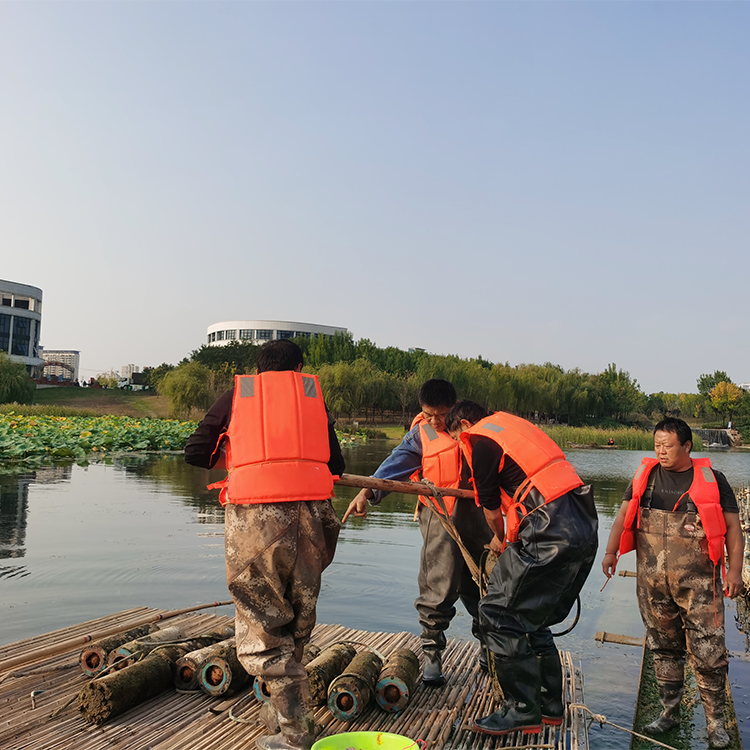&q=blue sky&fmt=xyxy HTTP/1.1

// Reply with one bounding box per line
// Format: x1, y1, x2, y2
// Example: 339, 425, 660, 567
2, 1, 748, 393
